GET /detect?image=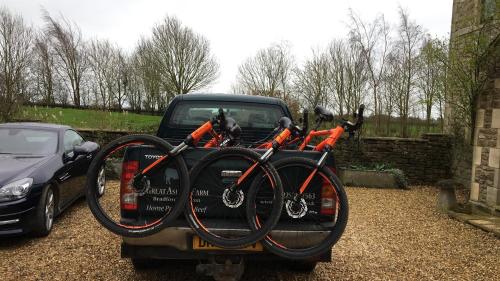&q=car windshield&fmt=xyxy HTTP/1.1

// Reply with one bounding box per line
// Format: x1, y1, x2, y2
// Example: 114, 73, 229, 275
0, 128, 58, 155
169, 101, 285, 129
